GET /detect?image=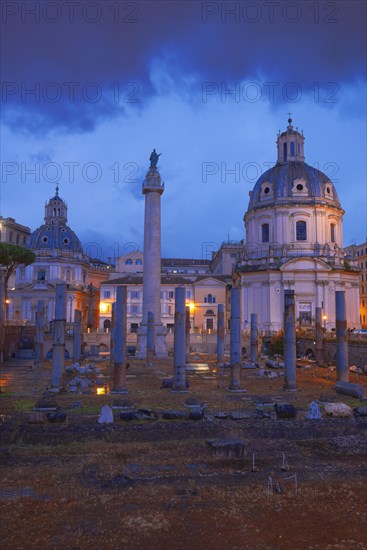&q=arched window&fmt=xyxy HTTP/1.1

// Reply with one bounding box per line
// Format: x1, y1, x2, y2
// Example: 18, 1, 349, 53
330, 223, 336, 243
290, 142, 295, 156
16, 234, 20, 244
125, 259, 133, 265
296, 220, 307, 241
65, 269, 71, 282
136, 259, 142, 265
204, 294, 215, 304
206, 309, 215, 315
283, 142, 287, 161
298, 143, 300, 155
262, 223, 270, 243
